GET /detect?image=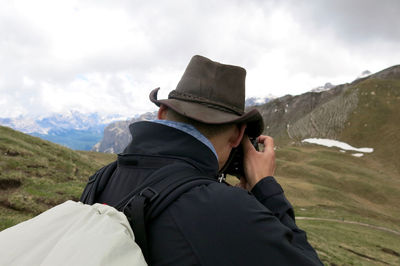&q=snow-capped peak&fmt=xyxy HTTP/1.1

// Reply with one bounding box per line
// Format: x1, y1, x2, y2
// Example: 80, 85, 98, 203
0, 111, 127, 135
